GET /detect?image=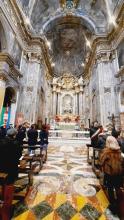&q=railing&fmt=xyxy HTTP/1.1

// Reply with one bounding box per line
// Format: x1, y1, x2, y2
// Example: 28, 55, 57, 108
24, 130, 90, 146
48, 130, 90, 139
